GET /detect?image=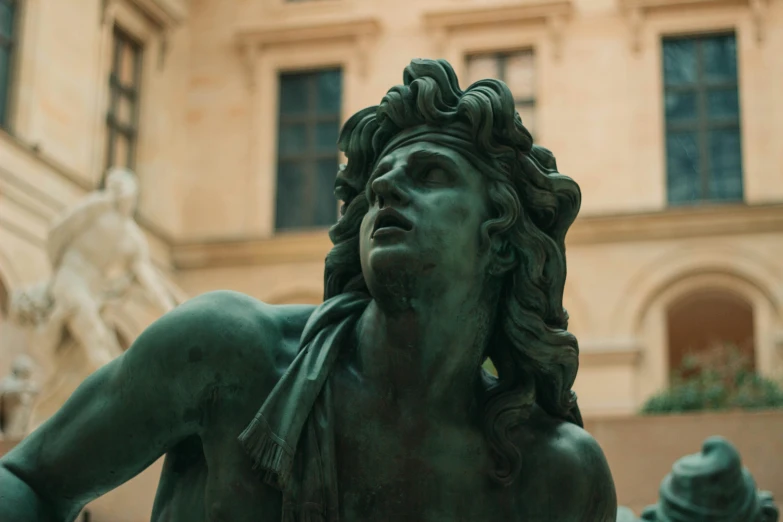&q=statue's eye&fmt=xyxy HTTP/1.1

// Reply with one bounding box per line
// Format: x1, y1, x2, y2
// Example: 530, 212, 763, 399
422, 168, 448, 184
